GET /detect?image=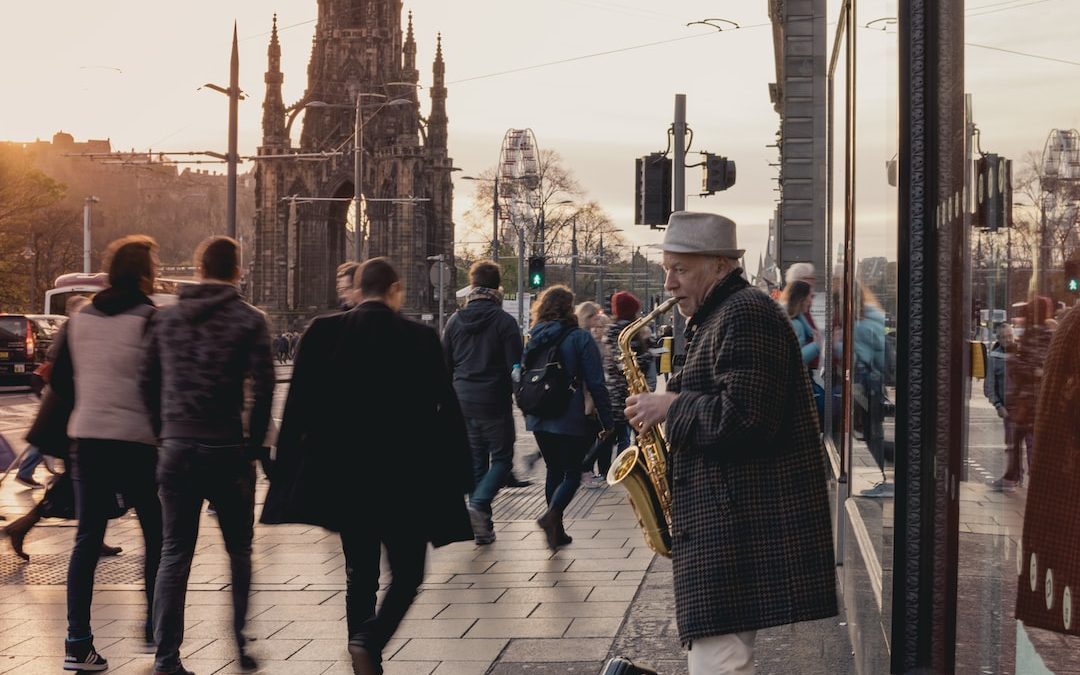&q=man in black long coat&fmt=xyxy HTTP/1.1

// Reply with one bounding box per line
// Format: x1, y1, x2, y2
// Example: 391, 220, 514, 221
261, 257, 473, 675
626, 212, 837, 674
